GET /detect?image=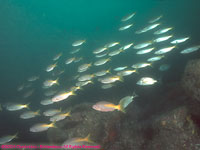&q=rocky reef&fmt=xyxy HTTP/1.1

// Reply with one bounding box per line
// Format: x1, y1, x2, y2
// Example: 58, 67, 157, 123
46, 59, 200, 150
182, 59, 200, 102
